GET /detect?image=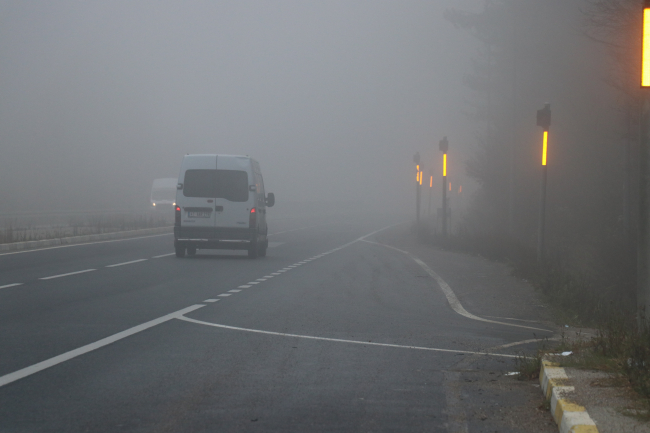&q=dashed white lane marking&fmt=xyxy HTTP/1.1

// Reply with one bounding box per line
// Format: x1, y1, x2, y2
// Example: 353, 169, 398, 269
360, 239, 552, 333
176, 316, 517, 359
152, 253, 175, 258
256, 278, 267, 281
39, 269, 96, 280
247, 282, 260, 285
263, 275, 274, 278
0, 283, 23, 289
106, 259, 148, 268
0, 304, 205, 388
203, 299, 220, 303
287, 265, 297, 268
278, 270, 288, 272
218, 294, 232, 297
228, 290, 241, 293
238, 285, 252, 289
0, 233, 173, 257
271, 273, 281, 276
